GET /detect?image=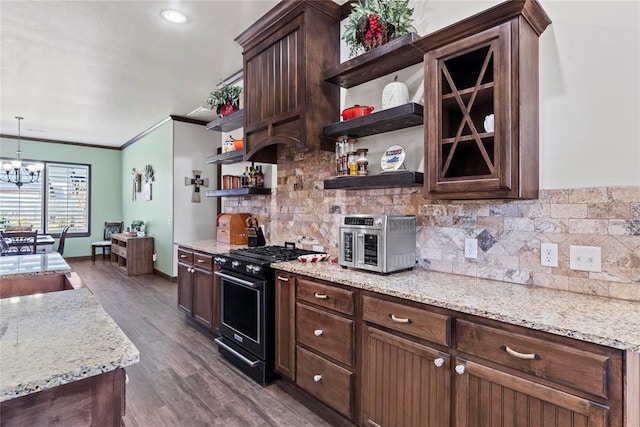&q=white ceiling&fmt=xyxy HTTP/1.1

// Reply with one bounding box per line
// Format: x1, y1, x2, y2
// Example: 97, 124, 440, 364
0, 0, 279, 148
